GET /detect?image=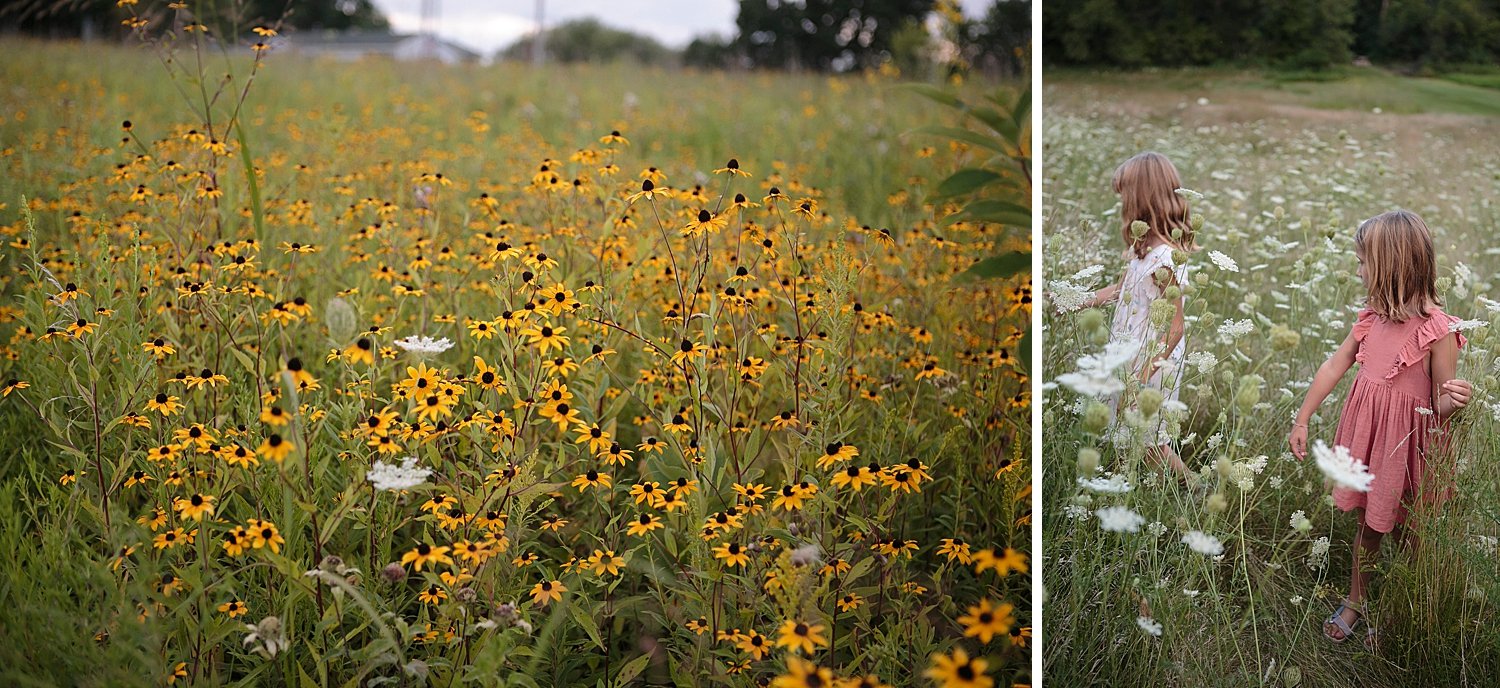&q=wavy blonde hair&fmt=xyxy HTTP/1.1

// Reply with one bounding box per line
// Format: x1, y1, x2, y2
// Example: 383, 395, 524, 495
1355, 210, 1440, 322
1112, 152, 1196, 258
